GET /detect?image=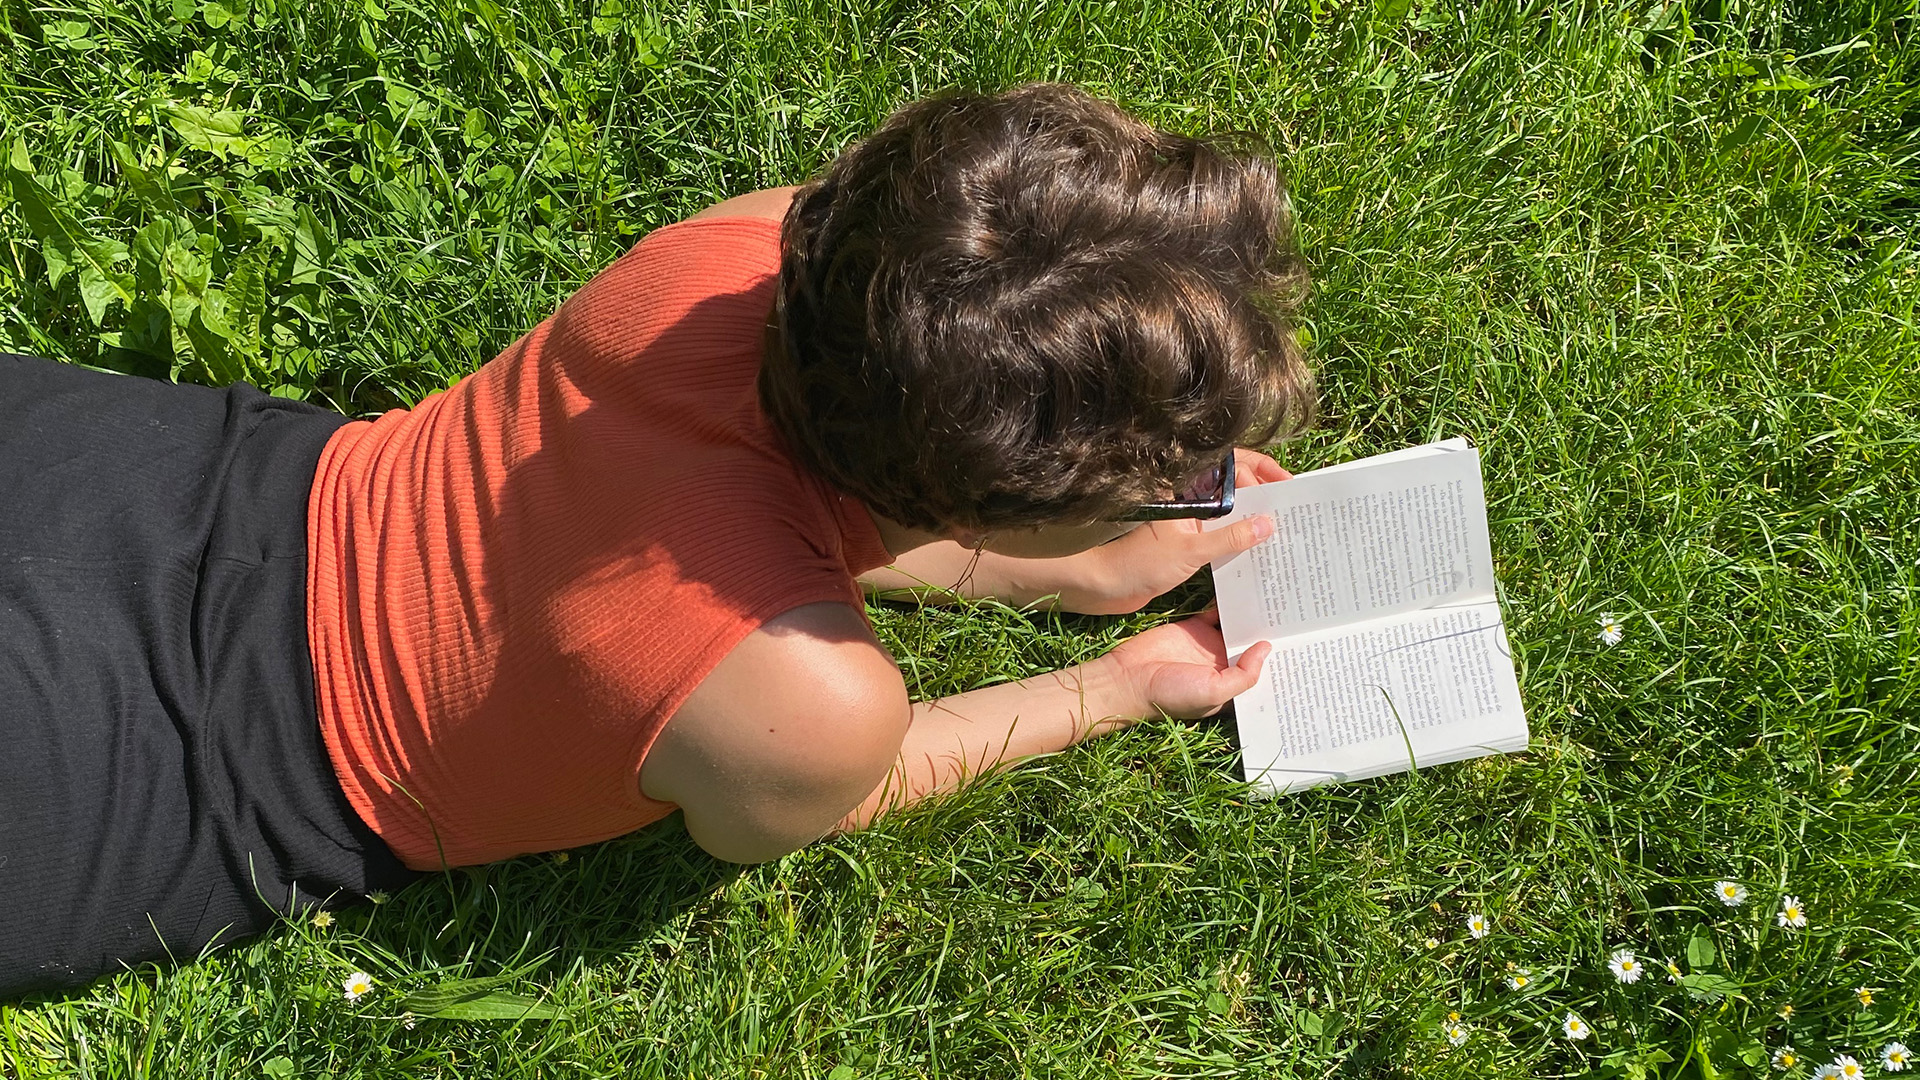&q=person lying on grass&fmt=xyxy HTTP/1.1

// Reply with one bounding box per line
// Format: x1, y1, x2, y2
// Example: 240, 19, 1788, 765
0, 81, 1311, 996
